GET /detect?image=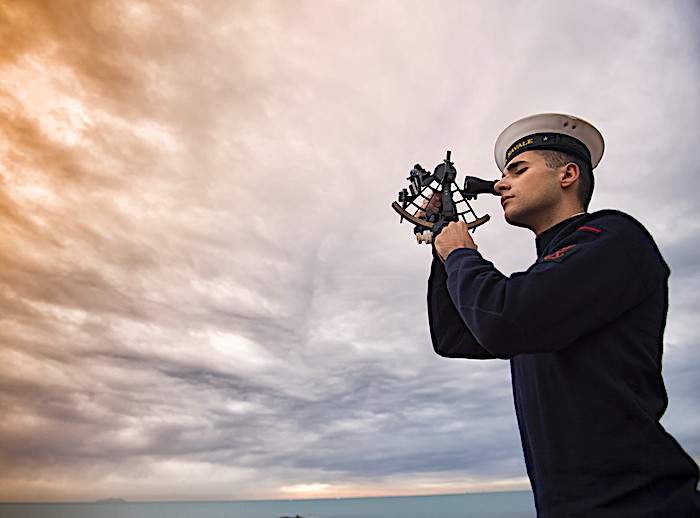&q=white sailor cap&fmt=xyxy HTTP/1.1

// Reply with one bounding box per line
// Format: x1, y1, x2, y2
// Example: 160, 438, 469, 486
494, 113, 604, 172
